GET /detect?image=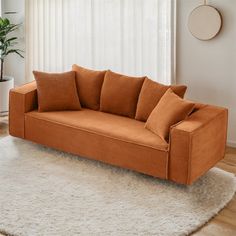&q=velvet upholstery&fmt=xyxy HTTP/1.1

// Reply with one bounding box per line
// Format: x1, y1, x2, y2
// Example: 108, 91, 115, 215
145, 89, 195, 141
26, 109, 168, 151
9, 81, 38, 138
9, 81, 228, 185
33, 71, 81, 112
169, 105, 228, 184
72, 64, 106, 110
136, 78, 187, 121
24, 110, 168, 179
100, 70, 145, 118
